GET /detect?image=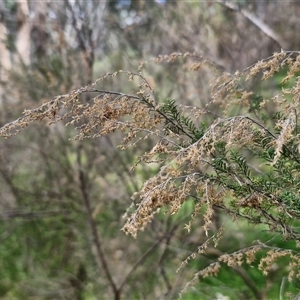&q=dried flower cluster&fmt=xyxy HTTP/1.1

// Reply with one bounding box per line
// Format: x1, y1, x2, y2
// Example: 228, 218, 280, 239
2, 50, 300, 294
